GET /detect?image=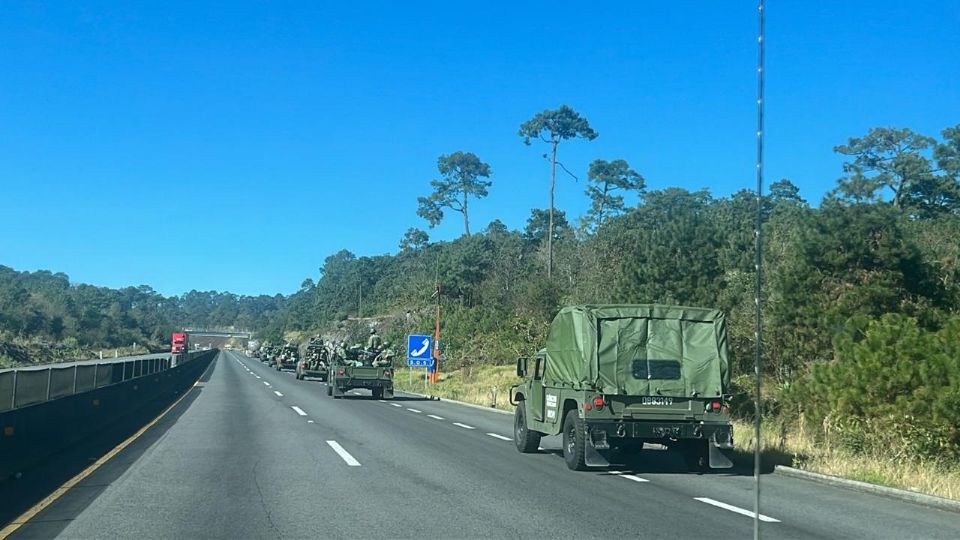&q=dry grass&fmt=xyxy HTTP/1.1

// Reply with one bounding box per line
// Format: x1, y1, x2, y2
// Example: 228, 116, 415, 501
393, 364, 516, 411
733, 419, 960, 501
